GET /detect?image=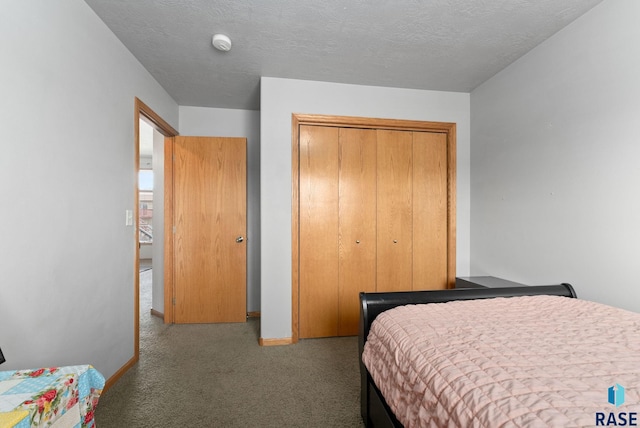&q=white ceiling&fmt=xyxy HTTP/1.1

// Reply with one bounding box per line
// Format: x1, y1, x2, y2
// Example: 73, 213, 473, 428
84, 0, 604, 111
